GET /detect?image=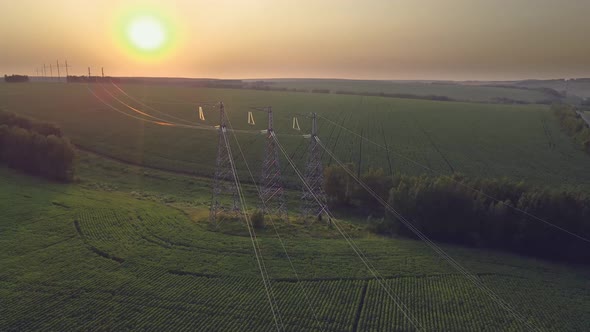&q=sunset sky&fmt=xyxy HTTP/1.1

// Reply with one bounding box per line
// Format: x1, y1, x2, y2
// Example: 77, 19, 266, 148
1, 0, 589, 80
